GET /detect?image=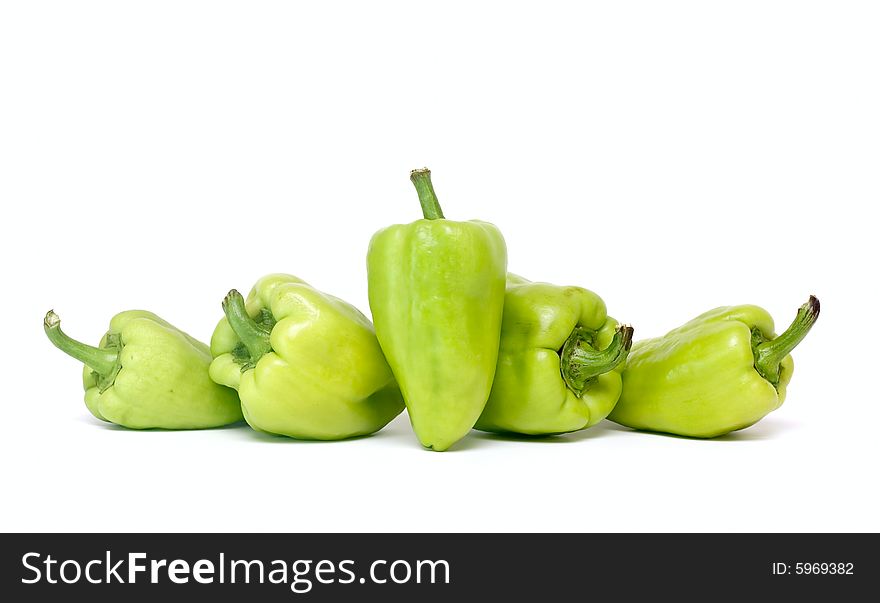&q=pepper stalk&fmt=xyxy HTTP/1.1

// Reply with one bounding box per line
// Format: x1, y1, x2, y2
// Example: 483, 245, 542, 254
410, 168, 445, 220
560, 324, 634, 397
43, 310, 122, 392
222, 290, 273, 369
754, 295, 820, 385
